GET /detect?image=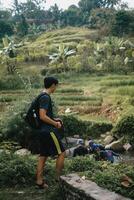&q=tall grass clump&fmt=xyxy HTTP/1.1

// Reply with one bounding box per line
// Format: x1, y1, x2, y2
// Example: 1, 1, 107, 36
101, 79, 134, 87
115, 86, 134, 97
61, 96, 102, 102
